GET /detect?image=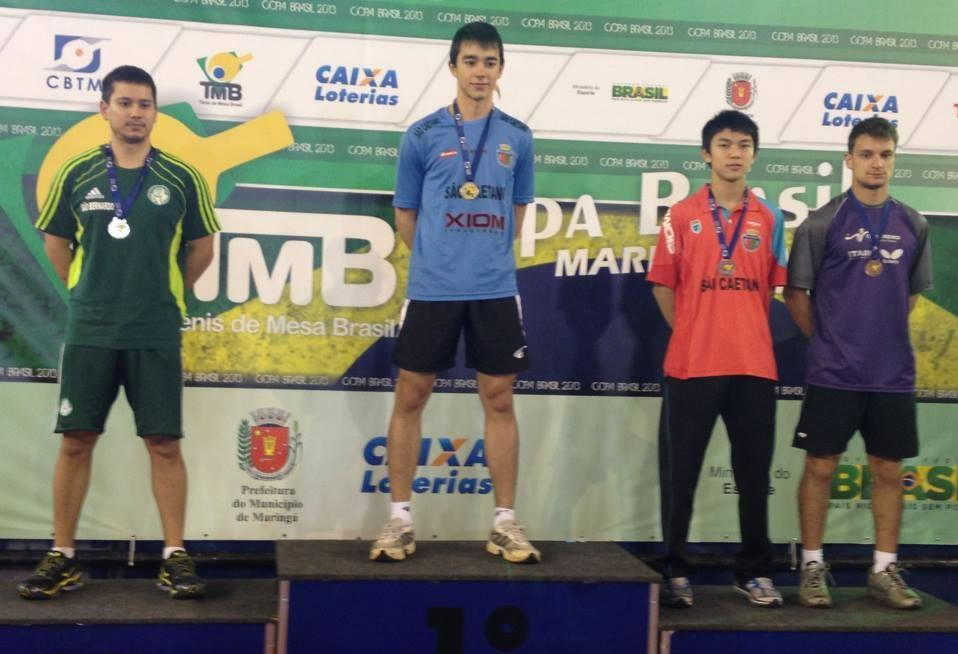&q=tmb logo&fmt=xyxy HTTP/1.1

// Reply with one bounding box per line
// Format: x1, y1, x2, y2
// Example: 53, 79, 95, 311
315, 65, 399, 105
198, 51, 252, 105
360, 436, 492, 495
237, 407, 303, 481
822, 92, 900, 128
46, 35, 106, 92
